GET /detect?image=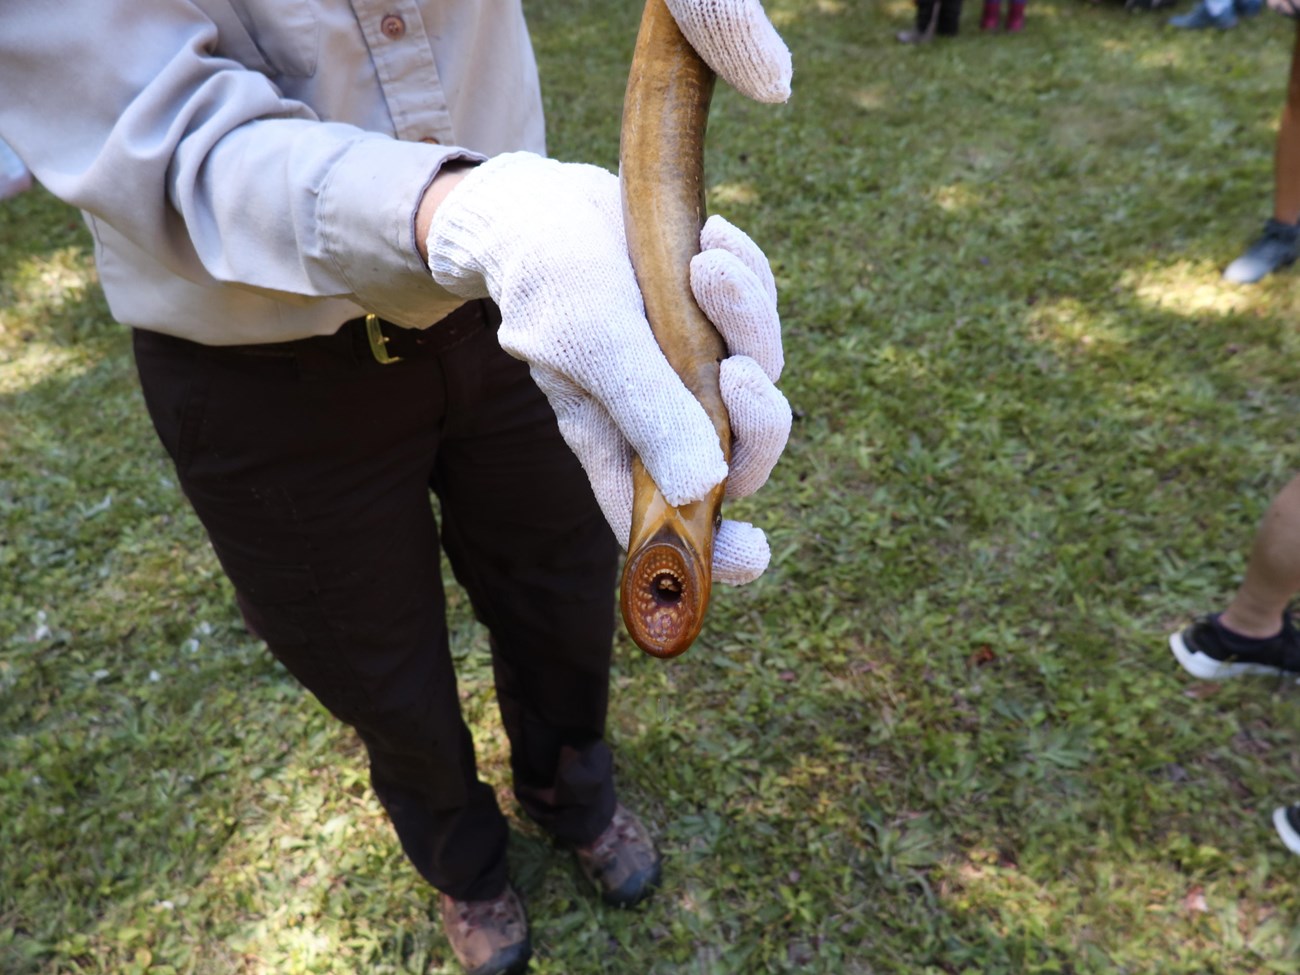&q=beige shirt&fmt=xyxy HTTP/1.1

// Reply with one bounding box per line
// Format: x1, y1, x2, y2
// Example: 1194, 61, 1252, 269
0, 0, 546, 344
